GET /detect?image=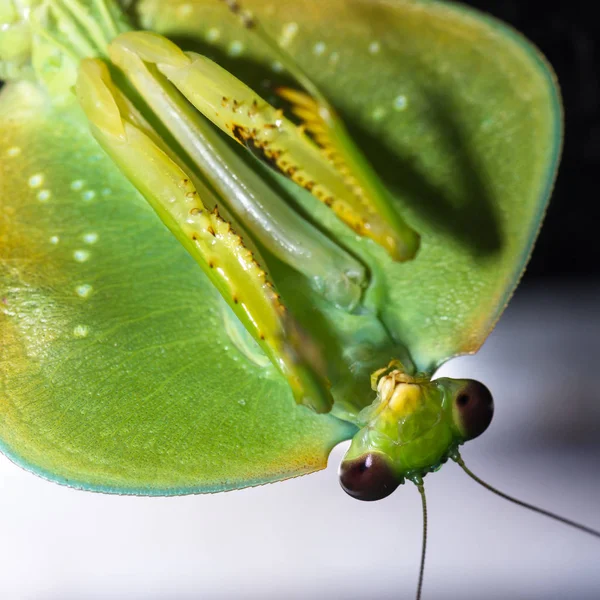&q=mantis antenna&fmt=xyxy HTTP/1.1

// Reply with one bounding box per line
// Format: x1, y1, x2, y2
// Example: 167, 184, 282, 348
416, 482, 428, 600
217, 0, 327, 101
453, 452, 600, 539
